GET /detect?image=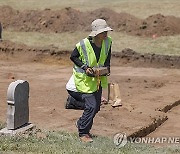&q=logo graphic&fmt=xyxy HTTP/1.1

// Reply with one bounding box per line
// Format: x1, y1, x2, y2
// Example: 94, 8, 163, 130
113, 132, 127, 147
